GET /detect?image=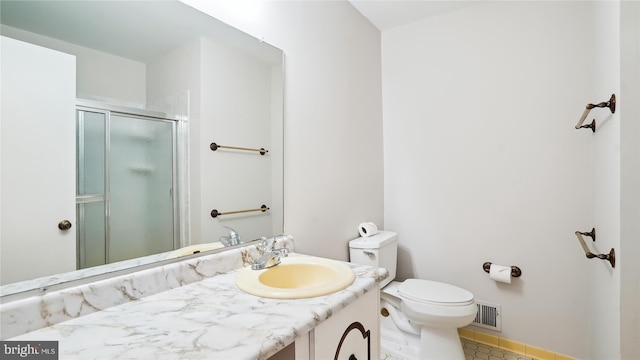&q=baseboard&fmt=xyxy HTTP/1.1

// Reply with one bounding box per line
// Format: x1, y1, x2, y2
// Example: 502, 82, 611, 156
458, 328, 576, 360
